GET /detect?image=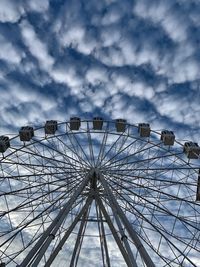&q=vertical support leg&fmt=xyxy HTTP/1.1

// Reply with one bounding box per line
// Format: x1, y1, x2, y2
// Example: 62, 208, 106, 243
196, 169, 200, 201
69, 202, 91, 267
99, 173, 156, 267
19, 174, 90, 267
44, 197, 93, 267
96, 200, 111, 267
96, 195, 136, 267
113, 208, 138, 267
